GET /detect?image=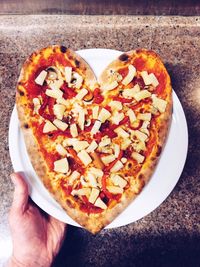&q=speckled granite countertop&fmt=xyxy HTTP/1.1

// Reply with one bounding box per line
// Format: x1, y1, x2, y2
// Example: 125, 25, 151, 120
0, 15, 200, 267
